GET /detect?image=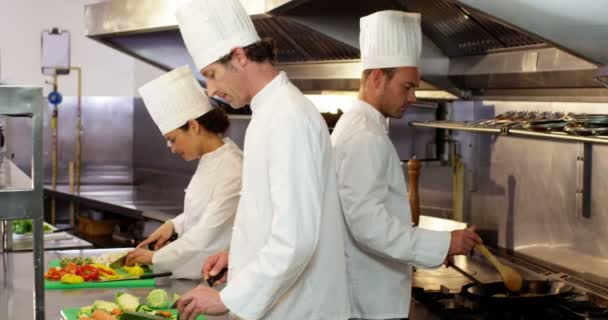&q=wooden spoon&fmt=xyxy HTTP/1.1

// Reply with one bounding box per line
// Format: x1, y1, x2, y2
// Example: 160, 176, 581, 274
476, 244, 523, 292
